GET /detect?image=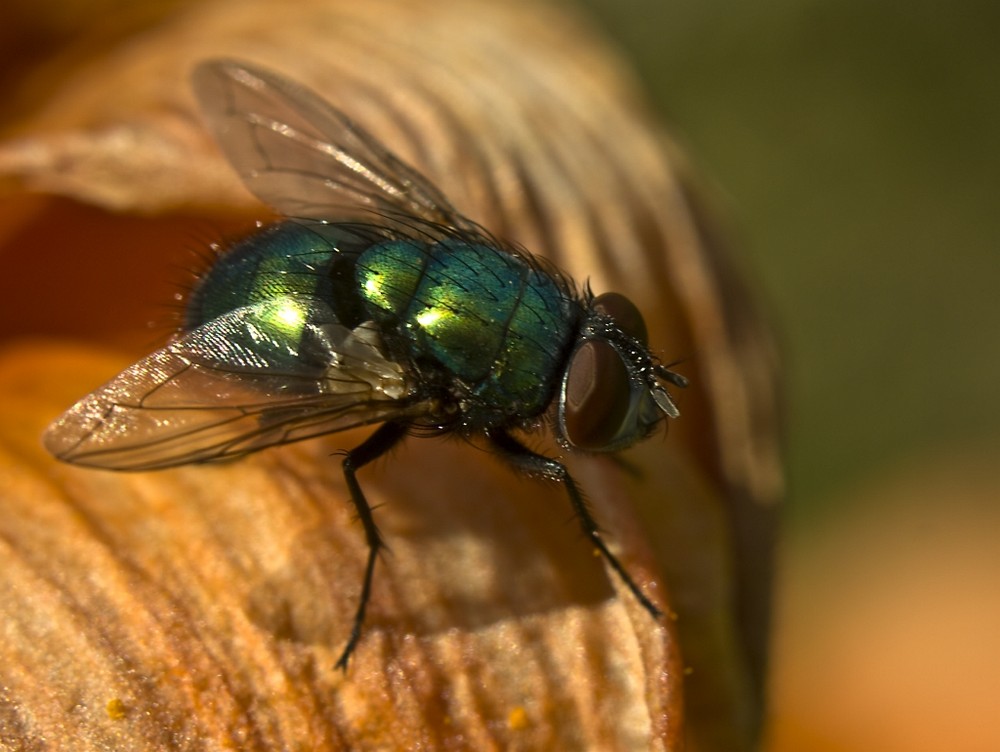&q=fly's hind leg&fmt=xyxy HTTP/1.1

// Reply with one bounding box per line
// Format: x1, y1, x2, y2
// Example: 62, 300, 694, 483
336, 421, 408, 670
485, 427, 663, 619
